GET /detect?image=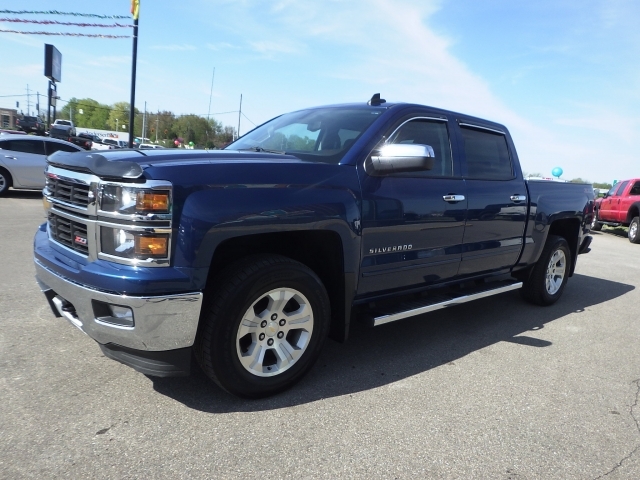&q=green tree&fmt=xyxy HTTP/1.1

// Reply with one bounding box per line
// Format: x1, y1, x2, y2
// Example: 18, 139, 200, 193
108, 102, 141, 135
